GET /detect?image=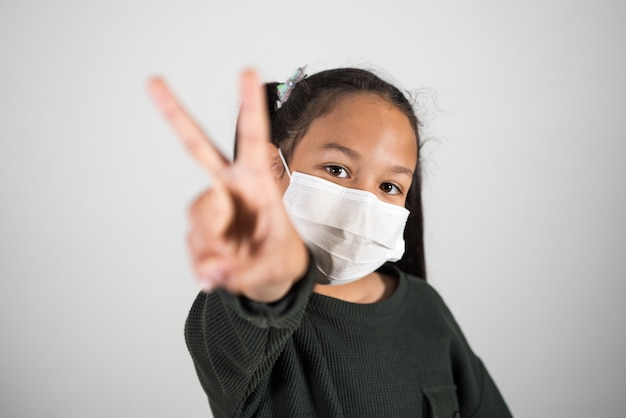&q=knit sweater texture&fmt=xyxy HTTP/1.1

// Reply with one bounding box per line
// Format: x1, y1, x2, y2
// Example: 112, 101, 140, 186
185, 262, 512, 418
